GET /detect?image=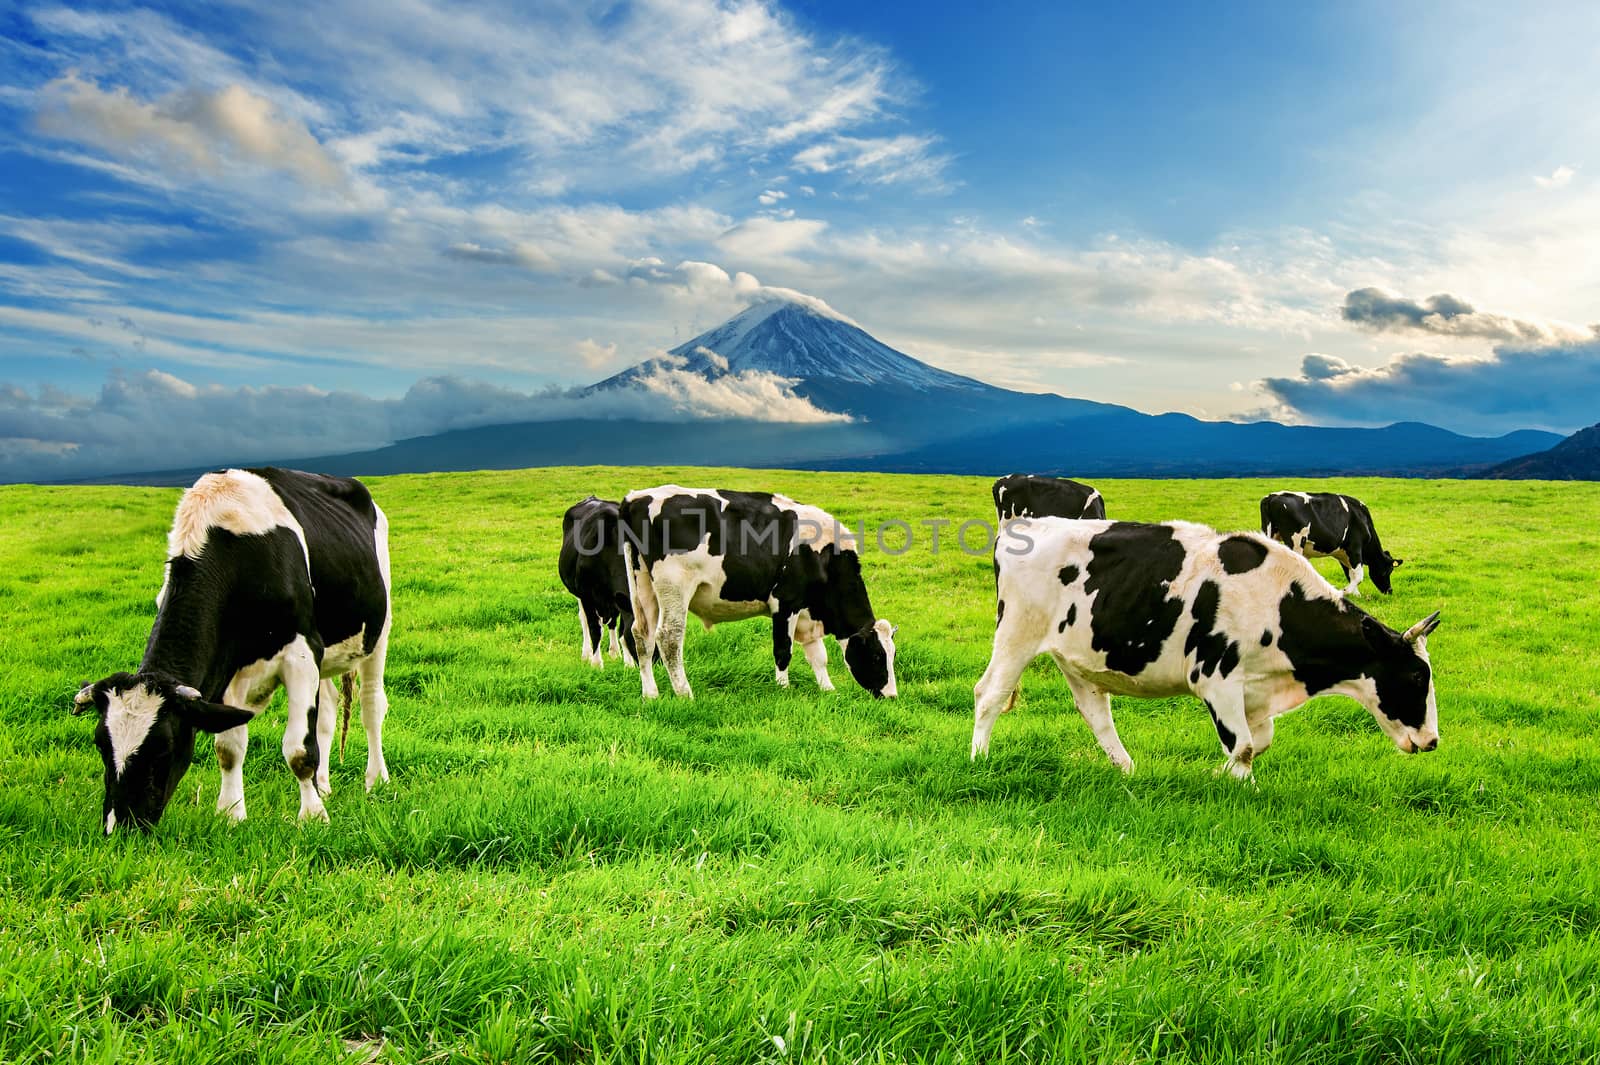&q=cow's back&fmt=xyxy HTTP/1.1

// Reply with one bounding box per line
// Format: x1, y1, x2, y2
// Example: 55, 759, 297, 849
250, 468, 387, 650
993, 474, 1103, 521
999, 518, 1332, 696
560, 497, 621, 597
